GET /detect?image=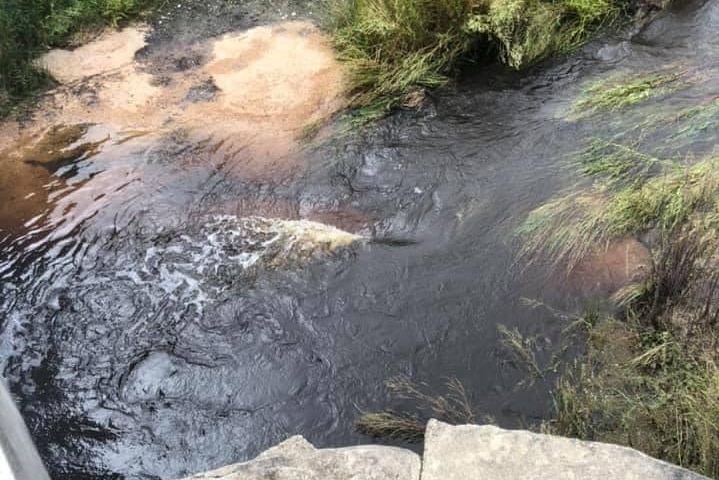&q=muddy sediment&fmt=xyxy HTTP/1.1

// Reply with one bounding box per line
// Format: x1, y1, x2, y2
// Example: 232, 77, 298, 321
0, 20, 347, 239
